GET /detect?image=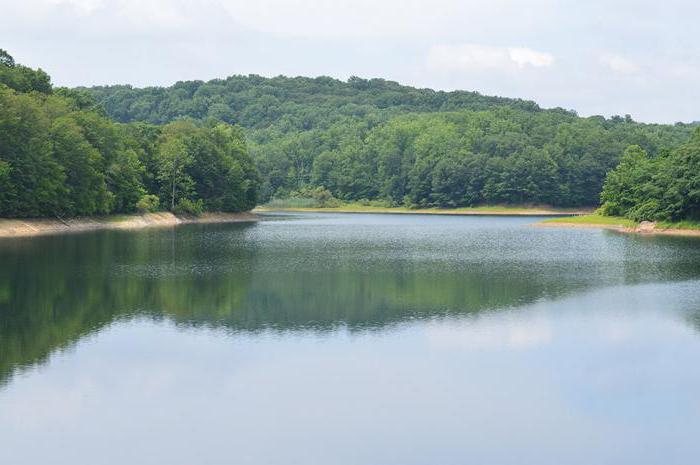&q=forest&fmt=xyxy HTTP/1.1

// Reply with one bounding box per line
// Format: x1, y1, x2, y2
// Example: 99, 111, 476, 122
85, 71, 697, 216
0, 50, 259, 218
599, 130, 700, 222
2, 49, 700, 221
